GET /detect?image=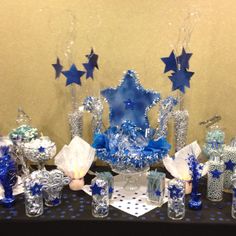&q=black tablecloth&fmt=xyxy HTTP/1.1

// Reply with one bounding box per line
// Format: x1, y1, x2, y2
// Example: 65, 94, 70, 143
0, 165, 235, 236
